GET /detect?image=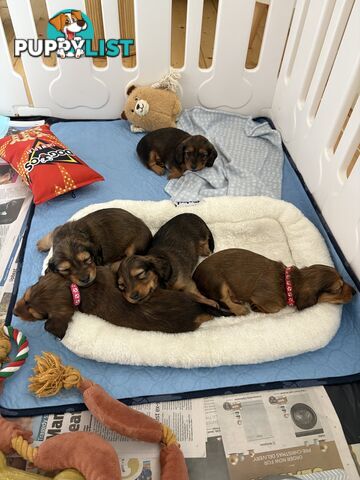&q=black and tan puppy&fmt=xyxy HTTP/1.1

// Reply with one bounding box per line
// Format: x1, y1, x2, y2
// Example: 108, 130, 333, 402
13, 267, 227, 339
37, 208, 152, 287
137, 127, 217, 179
117, 213, 217, 307
193, 248, 356, 315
